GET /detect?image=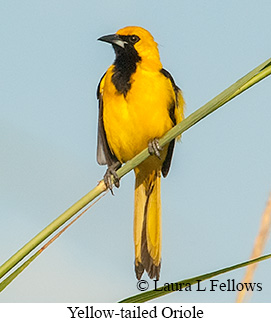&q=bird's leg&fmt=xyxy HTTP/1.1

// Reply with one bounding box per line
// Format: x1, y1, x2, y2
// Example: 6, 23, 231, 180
104, 161, 121, 194
148, 138, 163, 159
